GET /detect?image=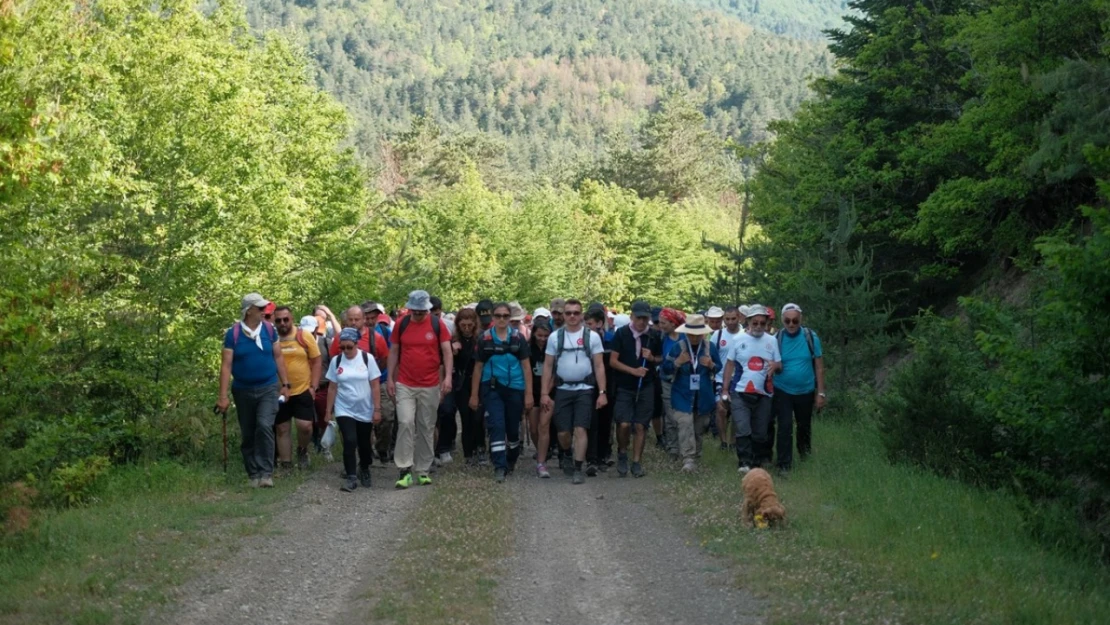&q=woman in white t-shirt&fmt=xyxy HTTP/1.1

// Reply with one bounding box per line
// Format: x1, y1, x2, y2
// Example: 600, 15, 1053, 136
325, 328, 382, 492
